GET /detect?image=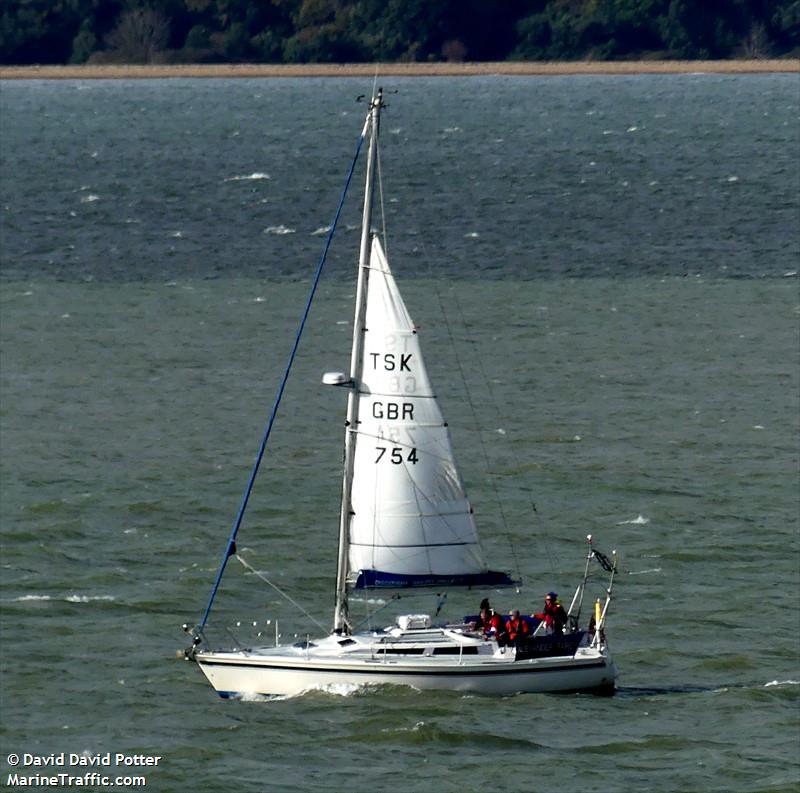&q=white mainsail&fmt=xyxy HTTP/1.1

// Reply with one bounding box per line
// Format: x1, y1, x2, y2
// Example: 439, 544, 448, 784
348, 237, 492, 587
